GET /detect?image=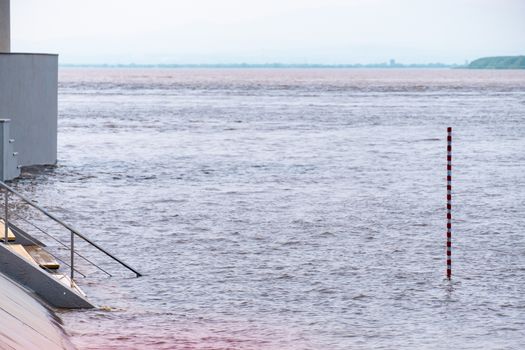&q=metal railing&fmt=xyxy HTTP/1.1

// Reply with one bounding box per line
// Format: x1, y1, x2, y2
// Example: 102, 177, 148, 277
9, 212, 111, 277
0, 181, 142, 288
